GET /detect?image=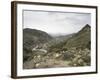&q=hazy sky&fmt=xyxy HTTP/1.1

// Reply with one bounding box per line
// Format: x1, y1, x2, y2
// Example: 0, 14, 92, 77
23, 10, 91, 35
